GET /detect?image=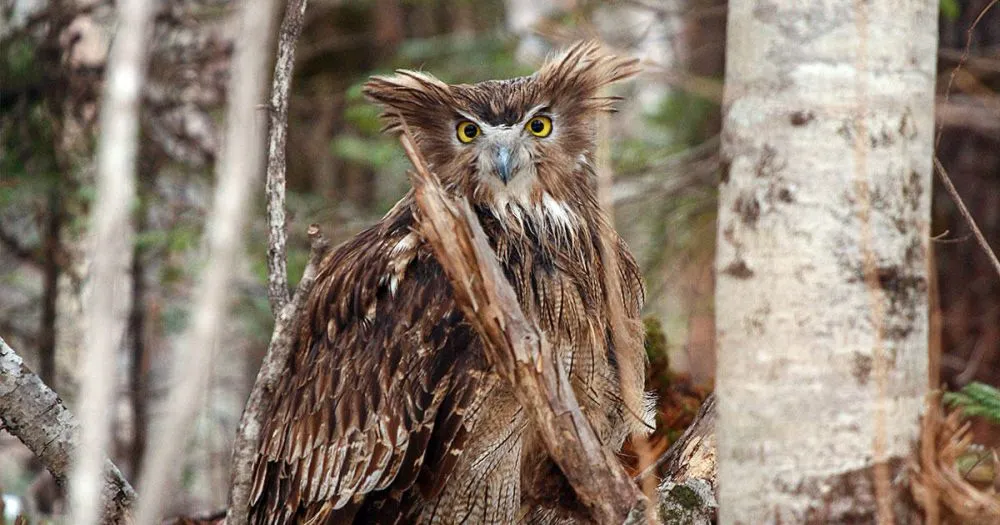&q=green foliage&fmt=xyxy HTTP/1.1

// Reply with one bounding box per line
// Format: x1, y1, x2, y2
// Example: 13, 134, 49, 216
644, 316, 668, 363
940, 0, 960, 21
394, 35, 531, 82
651, 91, 717, 148
944, 382, 1000, 424
331, 134, 401, 168
644, 316, 671, 389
